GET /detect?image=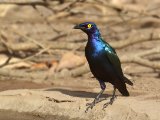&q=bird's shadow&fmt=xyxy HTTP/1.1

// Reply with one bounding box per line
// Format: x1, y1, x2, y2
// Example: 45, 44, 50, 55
45, 88, 115, 98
